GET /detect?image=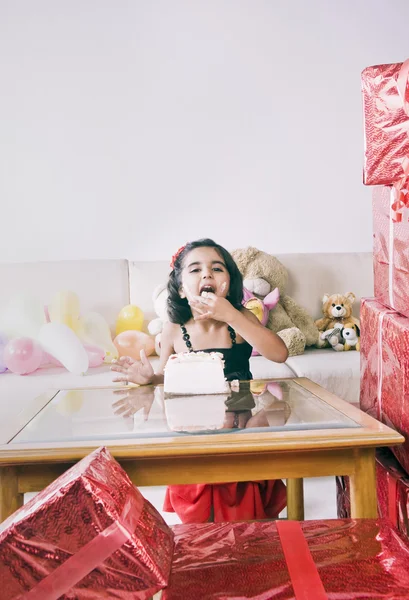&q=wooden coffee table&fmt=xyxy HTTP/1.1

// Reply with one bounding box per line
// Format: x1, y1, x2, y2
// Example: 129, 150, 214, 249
0, 378, 403, 522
